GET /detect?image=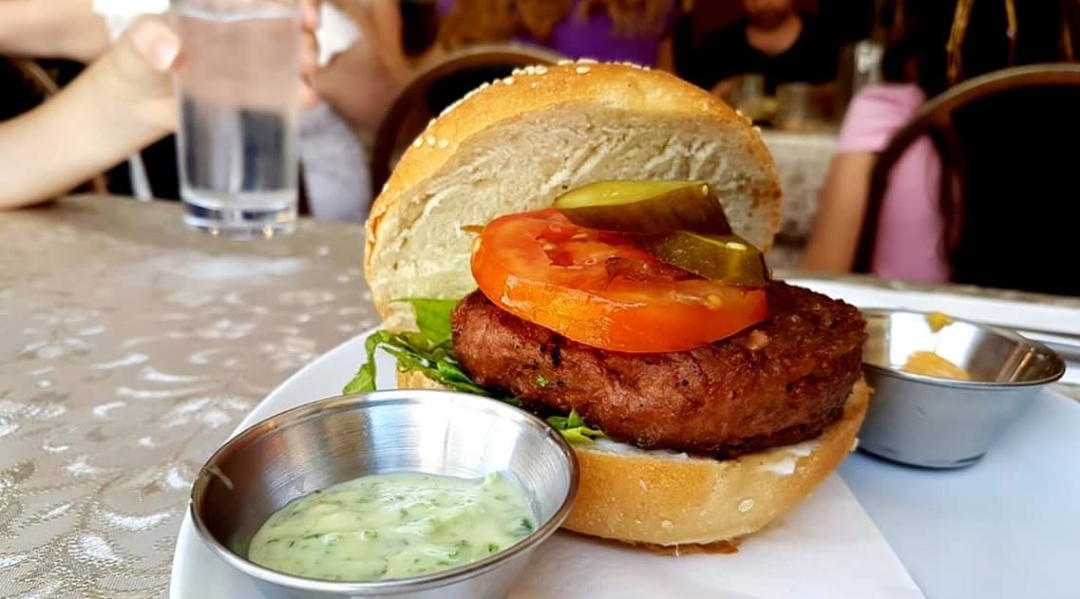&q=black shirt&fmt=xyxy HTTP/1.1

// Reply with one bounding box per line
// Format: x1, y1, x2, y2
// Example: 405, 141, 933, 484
683, 16, 841, 95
